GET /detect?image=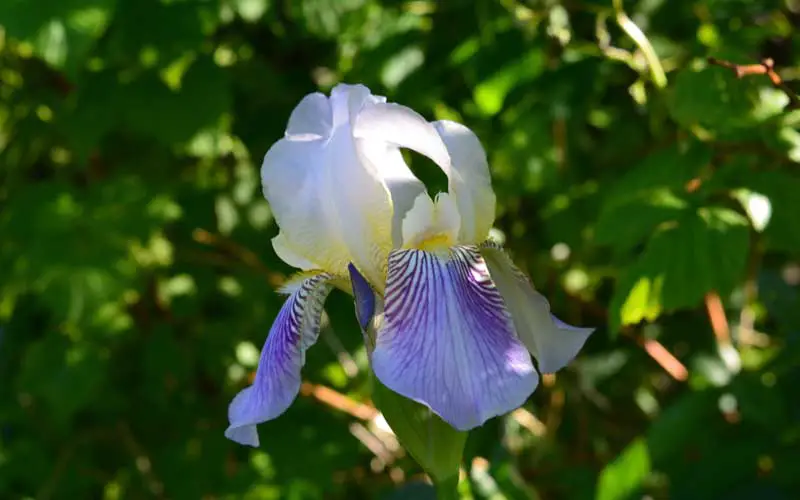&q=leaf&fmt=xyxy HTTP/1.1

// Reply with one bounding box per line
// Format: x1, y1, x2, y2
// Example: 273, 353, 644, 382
17, 335, 106, 426
668, 66, 757, 131
737, 171, 800, 253
473, 50, 545, 116
383, 481, 437, 500
371, 377, 467, 485
0, 0, 115, 76
596, 437, 651, 500
609, 207, 749, 332
289, 0, 368, 39
232, 0, 270, 23
606, 142, 713, 202
613, 266, 664, 331
595, 190, 687, 255
64, 56, 229, 153
125, 56, 230, 145
105, 0, 210, 65
595, 143, 712, 255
